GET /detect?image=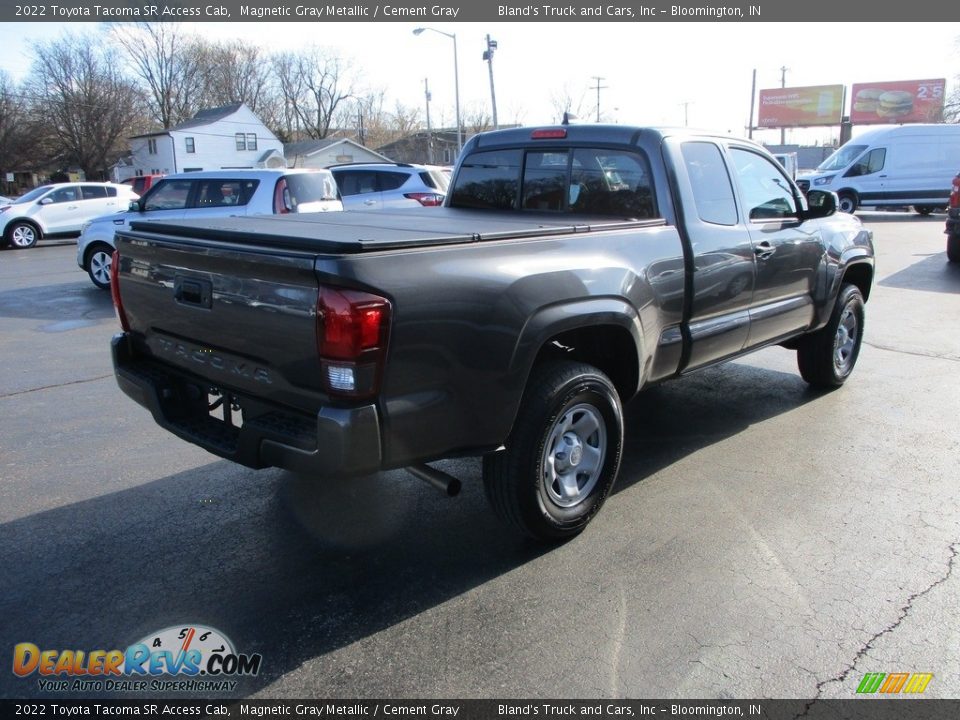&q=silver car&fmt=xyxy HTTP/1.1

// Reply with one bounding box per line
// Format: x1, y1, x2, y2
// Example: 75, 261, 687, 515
77, 169, 342, 289
1, 182, 138, 249
329, 162, 449, 210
